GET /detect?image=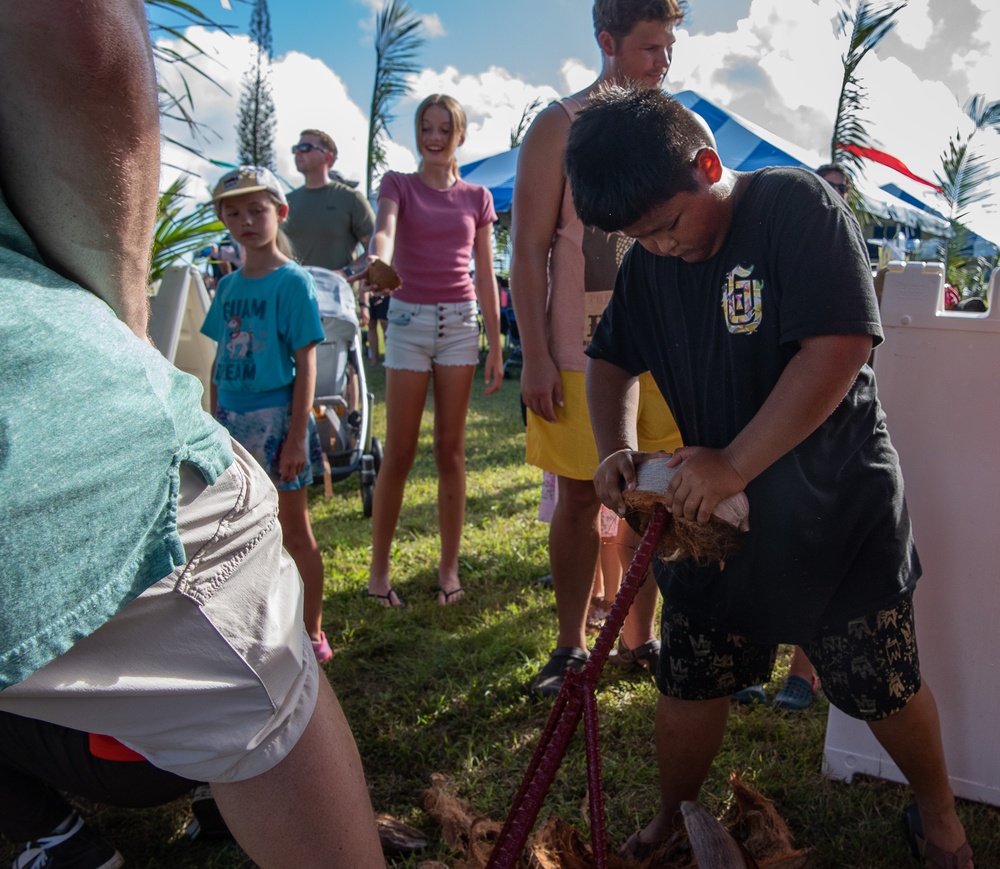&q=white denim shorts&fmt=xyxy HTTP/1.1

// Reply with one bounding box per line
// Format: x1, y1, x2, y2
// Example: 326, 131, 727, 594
0, 442, 318, 784
384, 298, 480, 371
